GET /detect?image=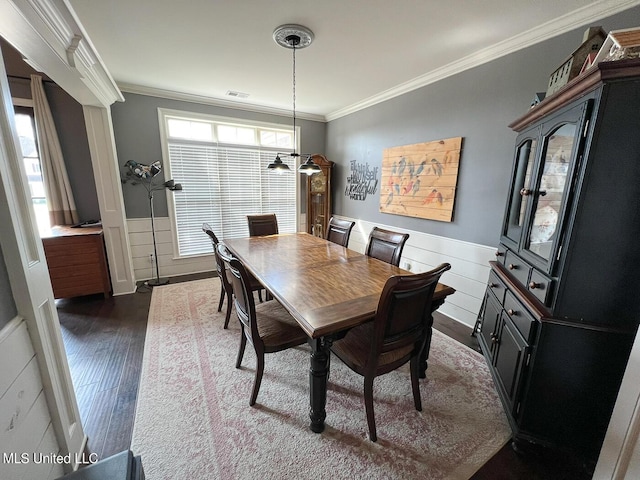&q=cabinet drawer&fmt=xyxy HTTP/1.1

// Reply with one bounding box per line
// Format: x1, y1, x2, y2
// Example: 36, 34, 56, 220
495, 245, 508, 265
504, 250, 531, 287
487, 270, 507, 304
504, 291, 536, 342
528, 269, 553, 305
